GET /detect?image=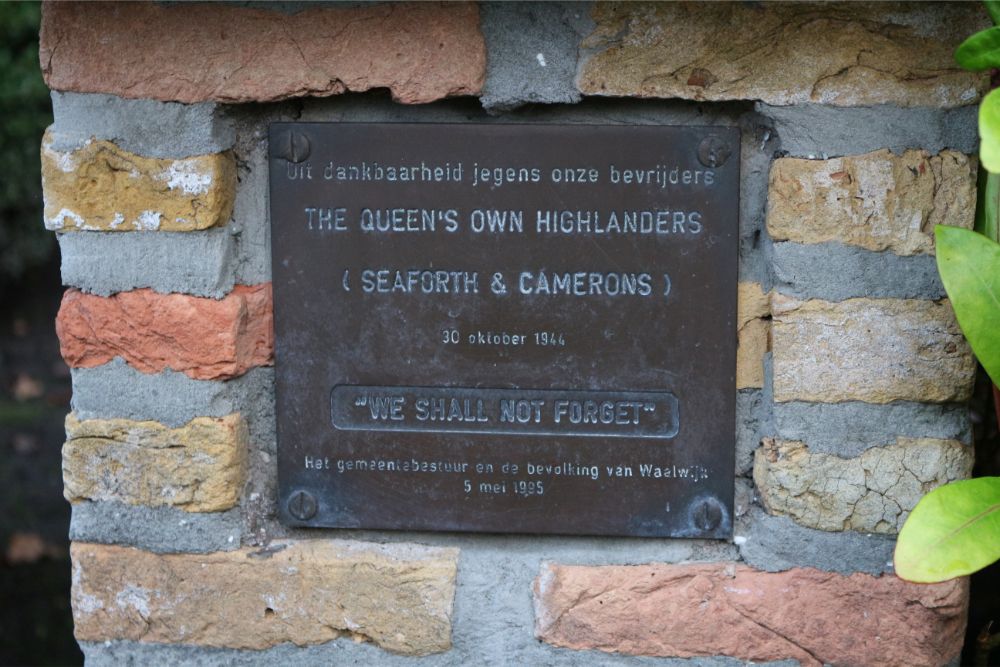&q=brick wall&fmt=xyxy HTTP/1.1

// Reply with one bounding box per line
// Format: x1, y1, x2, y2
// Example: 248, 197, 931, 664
40, 2, 984, 665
